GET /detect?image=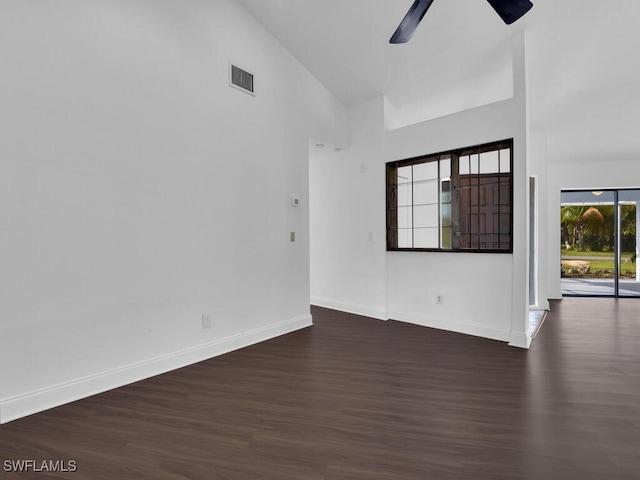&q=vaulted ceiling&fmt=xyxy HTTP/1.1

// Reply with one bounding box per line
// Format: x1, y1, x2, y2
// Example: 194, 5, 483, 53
238, 0, 640, 161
